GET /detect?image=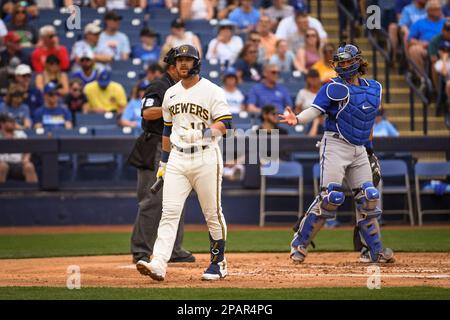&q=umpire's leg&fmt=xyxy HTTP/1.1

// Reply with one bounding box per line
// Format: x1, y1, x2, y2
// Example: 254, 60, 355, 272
131, 145, 193, 263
